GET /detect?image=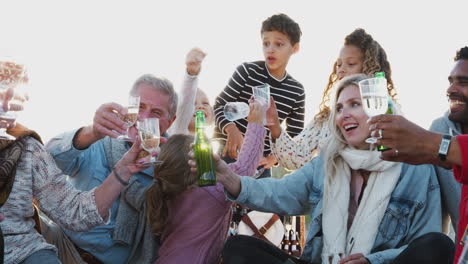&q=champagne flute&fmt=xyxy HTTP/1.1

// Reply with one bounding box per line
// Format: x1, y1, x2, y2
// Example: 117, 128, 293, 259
138, 118, 162, 164
358, 77, 388, 144
117, 95, 140, 141
0, 58, 28, 140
